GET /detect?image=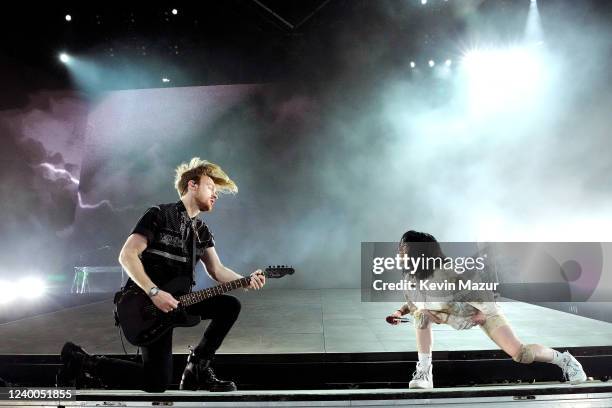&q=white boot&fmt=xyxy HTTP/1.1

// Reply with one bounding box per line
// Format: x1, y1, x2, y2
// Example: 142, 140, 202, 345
559, 351, 587, 385
409, 362, 433, 389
